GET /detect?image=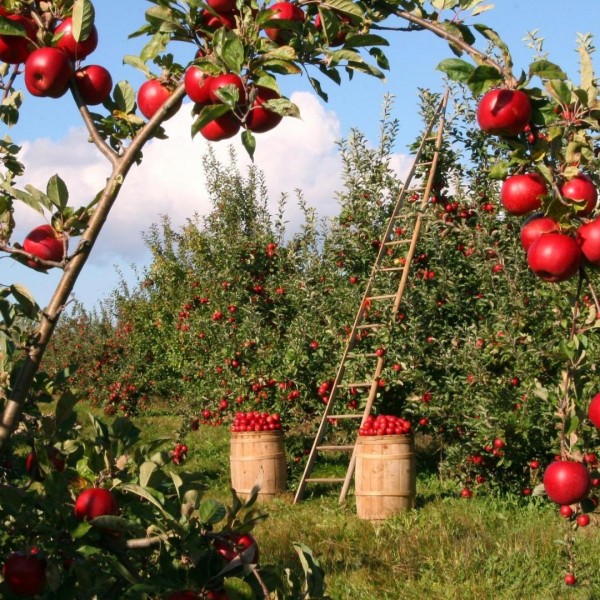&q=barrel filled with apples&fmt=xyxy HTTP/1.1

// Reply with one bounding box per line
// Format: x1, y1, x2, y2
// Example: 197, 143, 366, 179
229, 411, 287, 500
354, 415, 415, 520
